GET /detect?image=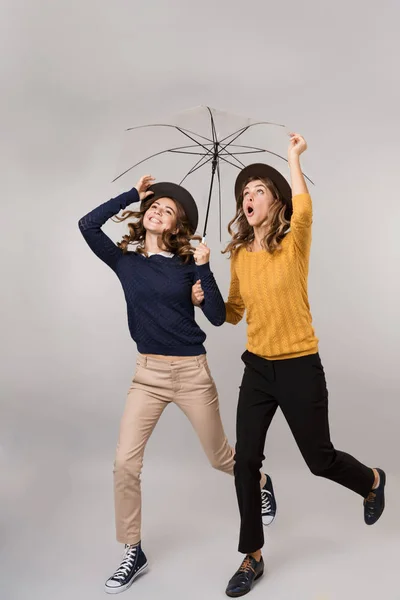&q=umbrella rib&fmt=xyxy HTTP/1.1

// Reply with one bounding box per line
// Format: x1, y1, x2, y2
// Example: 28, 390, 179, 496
218, 154, 246, 169
218, 121, 286, 145
179, 154, 215, 185
215, 137, 247, 168
169, 143, 213, 150
222, 143, 272, 151
174, 126, 216, 155
112, 145, 212, 182
221, 150, 275, 155
221, 126, 249, 145
216, 127, 255, 168
219, 141, 314, 184
126, 123, 214, 144
220, 149, 315, 185
169, 149, 214, 156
